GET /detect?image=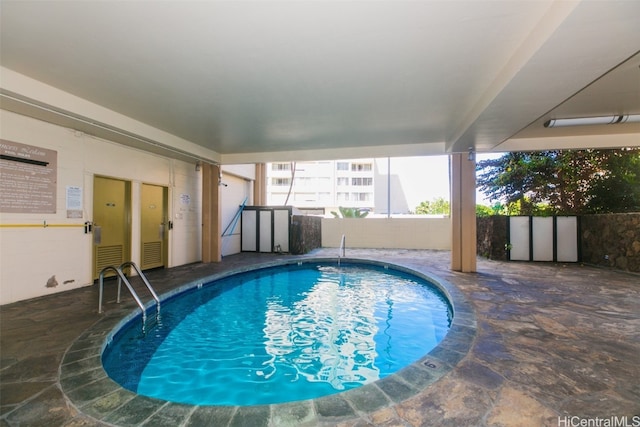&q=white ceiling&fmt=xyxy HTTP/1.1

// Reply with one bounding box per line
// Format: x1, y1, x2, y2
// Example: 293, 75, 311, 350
1, 0, 639, 164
